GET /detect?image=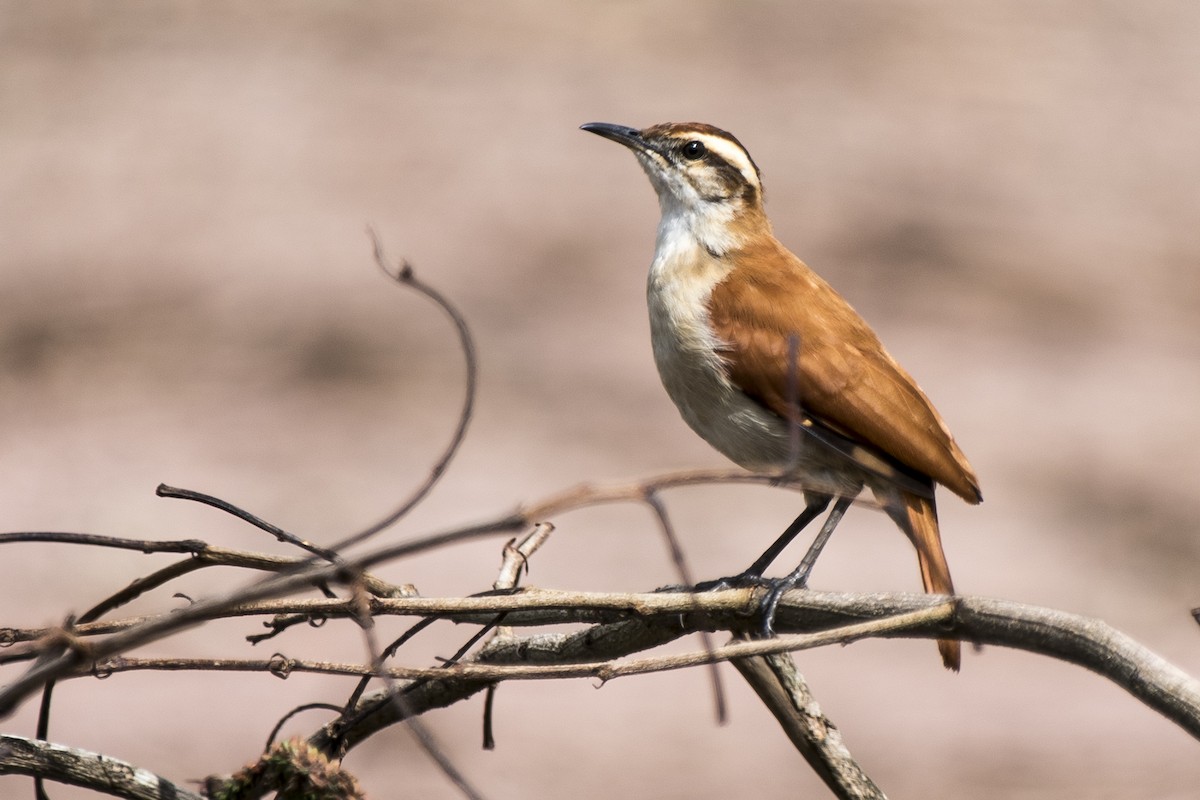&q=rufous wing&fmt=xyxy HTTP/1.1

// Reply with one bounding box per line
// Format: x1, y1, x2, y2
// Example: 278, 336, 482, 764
706, 238, 982, 504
